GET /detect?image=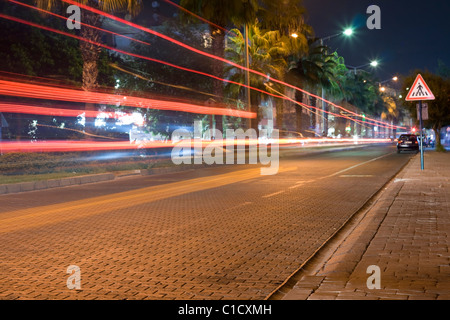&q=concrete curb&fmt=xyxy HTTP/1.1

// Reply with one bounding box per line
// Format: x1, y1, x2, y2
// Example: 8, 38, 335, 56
0, 173, 115, 195
140, 163, 232, 176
